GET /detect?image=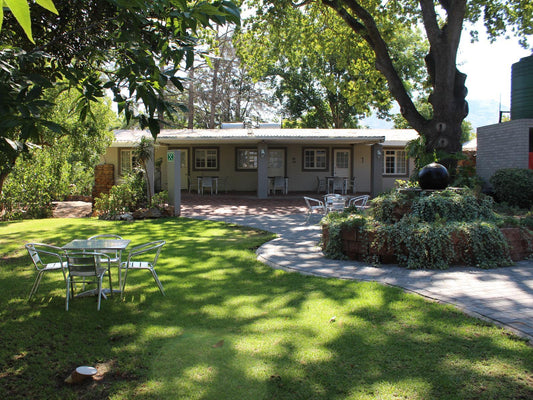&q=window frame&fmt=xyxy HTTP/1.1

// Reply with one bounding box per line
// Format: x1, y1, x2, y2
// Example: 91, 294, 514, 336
119, 149, 137, 175
235, 148, 258, 171
383, 149, 408, 176
193, 147, 219, 171
302, 148, 328, 171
